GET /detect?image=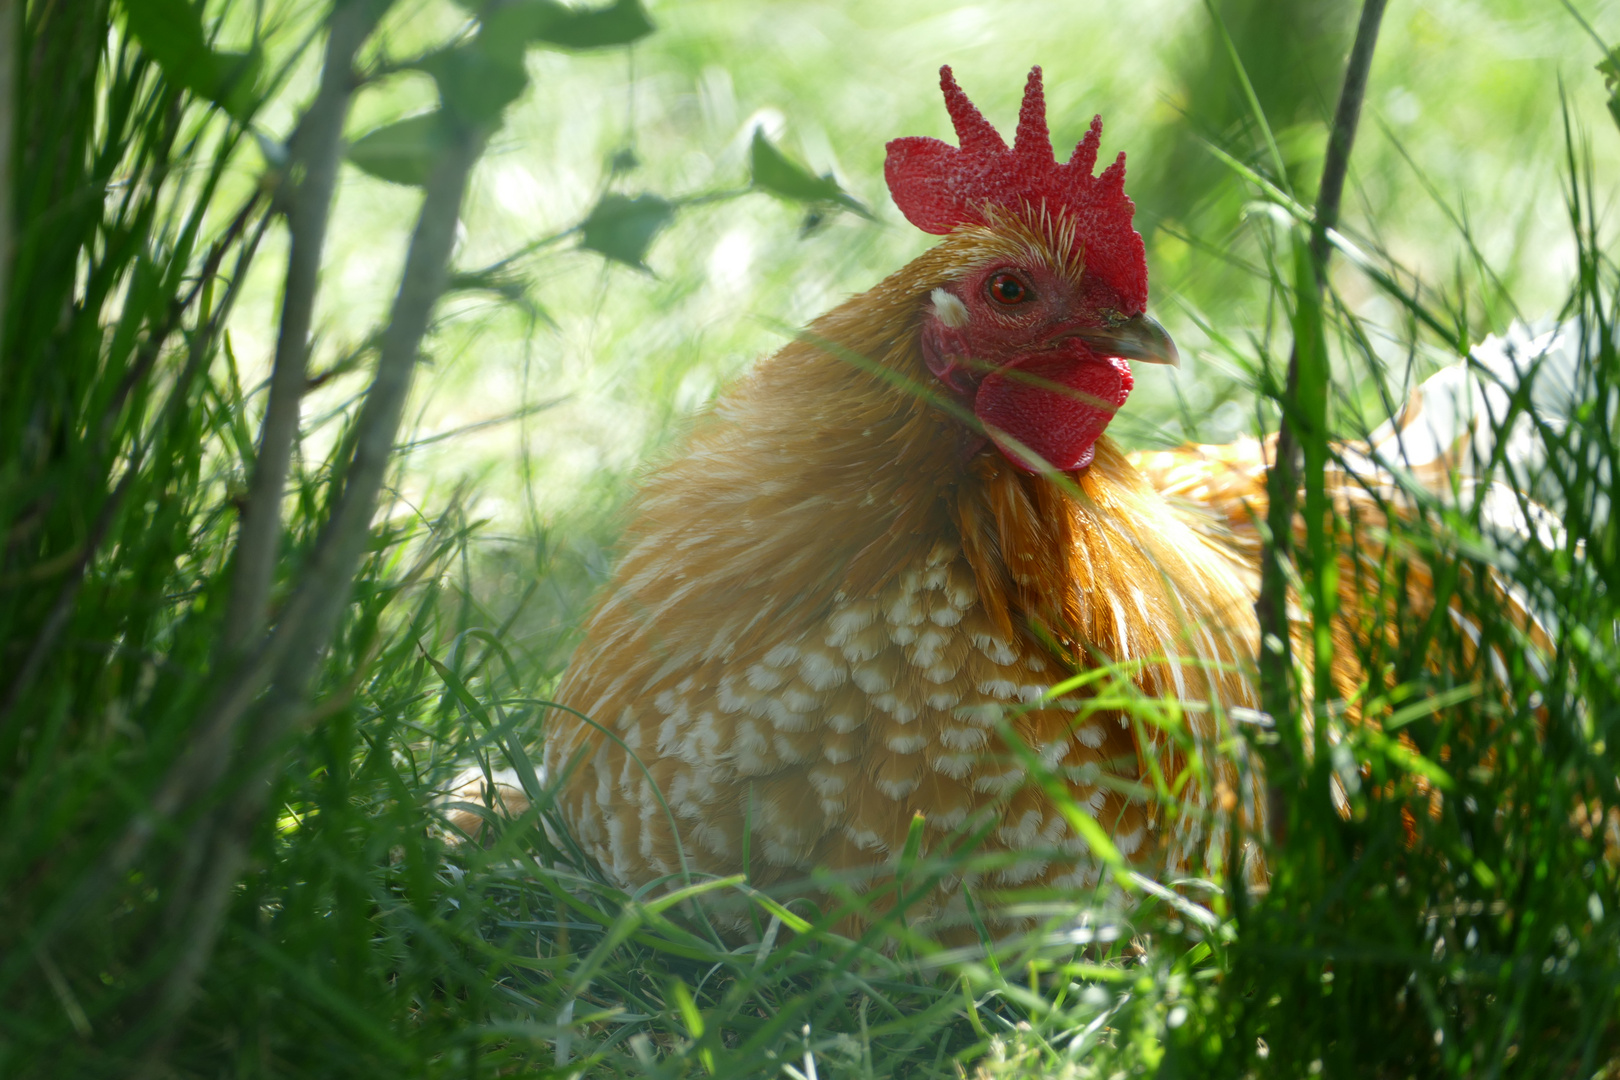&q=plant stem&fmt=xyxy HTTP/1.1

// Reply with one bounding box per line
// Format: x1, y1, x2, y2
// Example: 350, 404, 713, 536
223, 0, 381, 654
149, 115, 487, 1041
1255, 0, 1387, 837
1311, 0, 1387, 271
